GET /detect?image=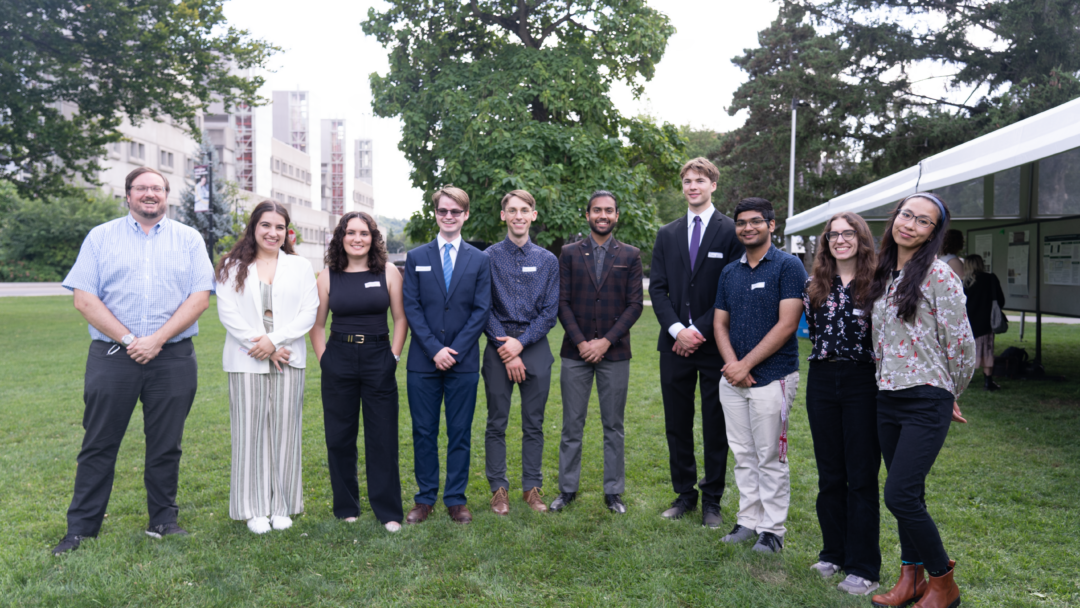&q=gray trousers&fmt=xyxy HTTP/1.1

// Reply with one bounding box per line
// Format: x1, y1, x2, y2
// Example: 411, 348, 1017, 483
482, 336, 553, 492
558, 357, 630, 494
